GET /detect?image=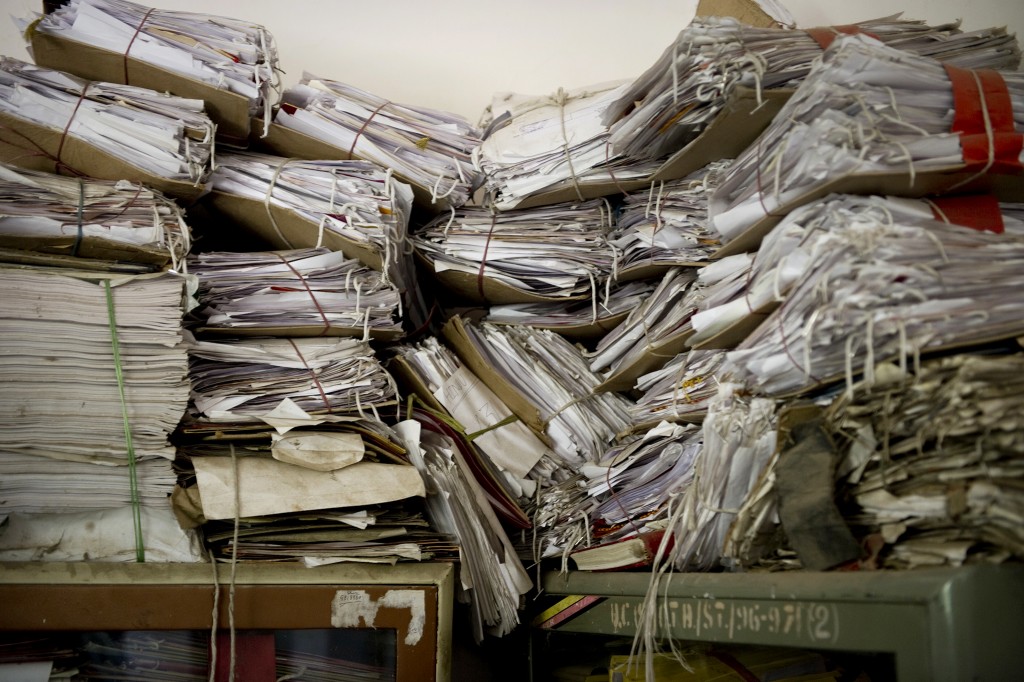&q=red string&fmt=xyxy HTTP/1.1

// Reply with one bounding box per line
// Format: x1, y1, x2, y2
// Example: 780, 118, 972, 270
805, 25, 880, 50
286, 339, 333, 414
123, 8, 156, 85
54, 84, 91, 173
274, 253, 331, 336
476, 212, 498, 301
347, 100, 391, 159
